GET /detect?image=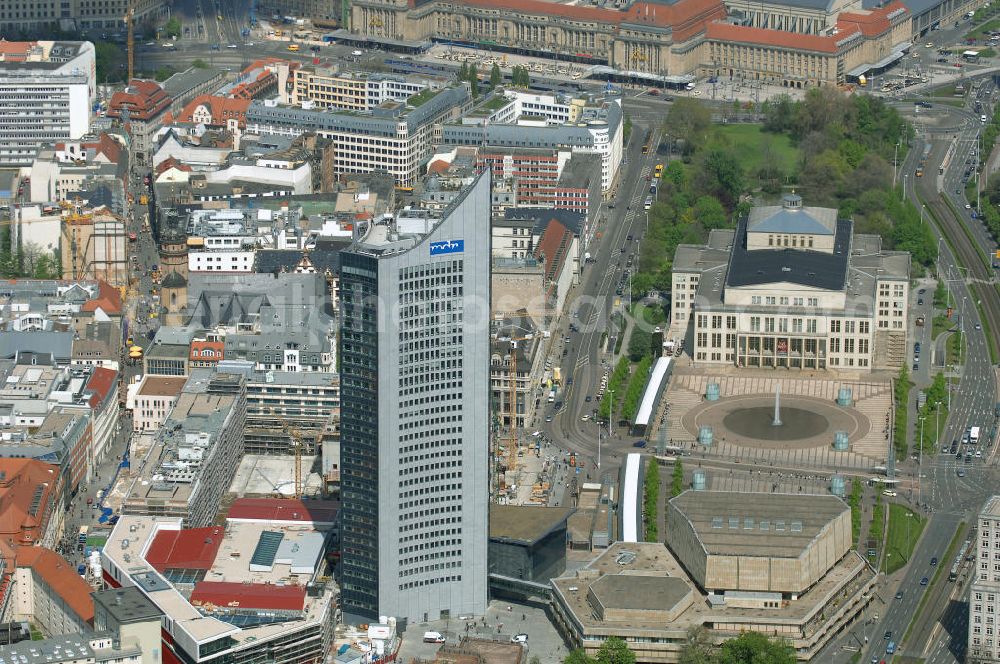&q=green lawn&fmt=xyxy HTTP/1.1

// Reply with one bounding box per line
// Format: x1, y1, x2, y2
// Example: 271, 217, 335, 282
928, 82, 964, 98
885, 504, 927, 574
965, 17, 1000, 41
947, 329, 965, 366
714, 124, 800, 176
932, 314, 954, 340
919, 402, 948, 452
